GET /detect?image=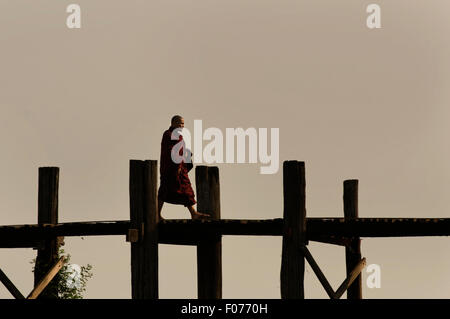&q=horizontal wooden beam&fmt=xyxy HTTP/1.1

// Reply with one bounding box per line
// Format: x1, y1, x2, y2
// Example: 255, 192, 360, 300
0, 218, 449, 247
159, 218, 450, 243
159, 218, 283, 237
0, 221, 130, 243
158, 219, 283, 245
307, 218, 450, 237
